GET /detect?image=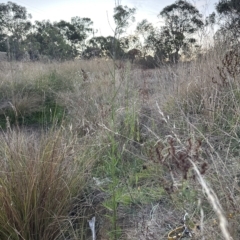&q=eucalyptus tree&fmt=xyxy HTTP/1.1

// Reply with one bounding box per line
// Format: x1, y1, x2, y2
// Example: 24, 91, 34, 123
29, 20, 75, 60
55, 17, 93, 57
0, 1, 32, 59
135, 19, 155, 56
88, 36, 124, 59
28, 17, 93, 60
85, 5, 136, 60
158, 0, 204, 62
69, 17, 93, 50
216, 0, 240, 44
112, 5, 136, 59
113, 5, 136, 38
